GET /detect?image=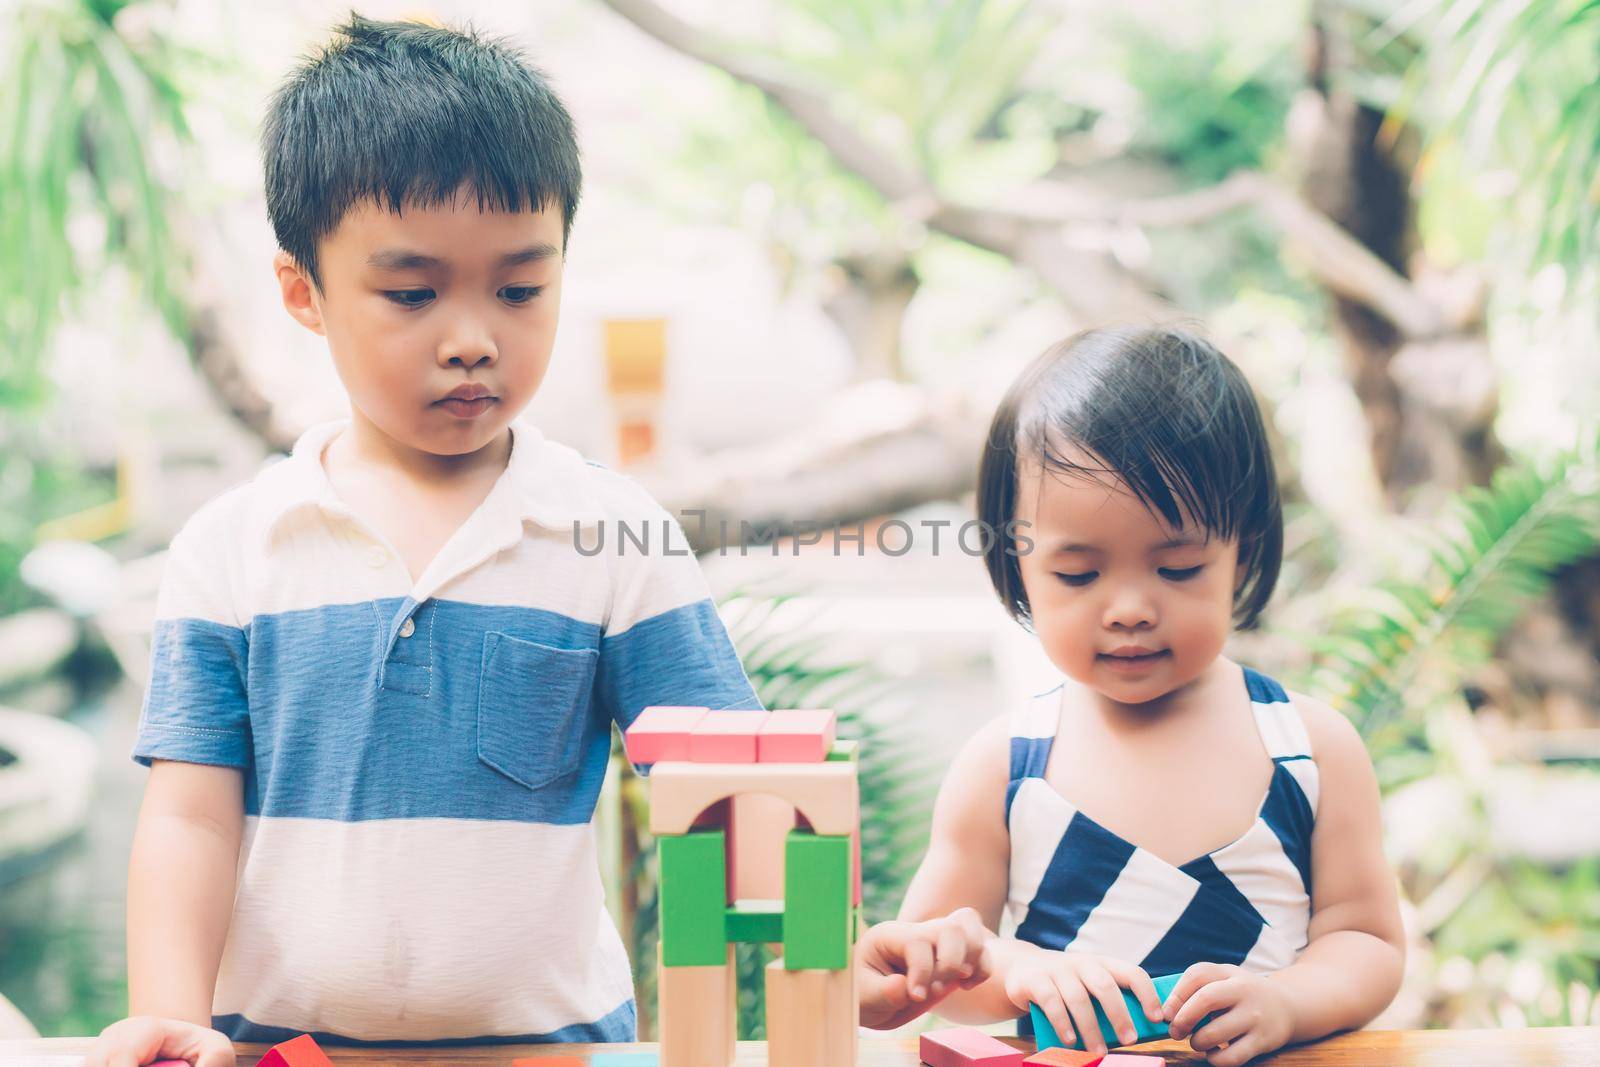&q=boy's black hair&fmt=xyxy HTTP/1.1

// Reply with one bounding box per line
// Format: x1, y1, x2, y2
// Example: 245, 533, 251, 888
978, 325, 1283, 630
262, 14, 582, 290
